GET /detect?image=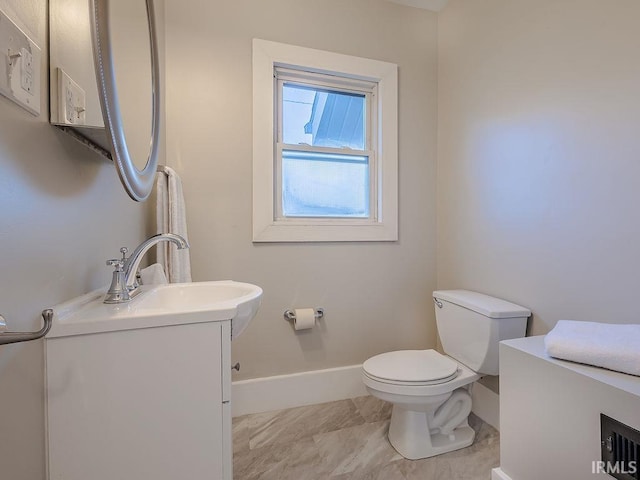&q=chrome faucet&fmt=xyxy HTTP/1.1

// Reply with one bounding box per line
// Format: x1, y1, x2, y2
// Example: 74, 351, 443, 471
123, 233, 189, 289
104, 233, 189, 304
